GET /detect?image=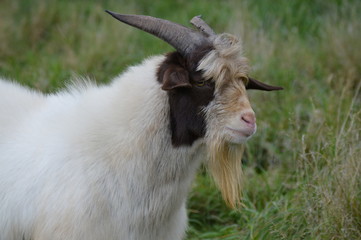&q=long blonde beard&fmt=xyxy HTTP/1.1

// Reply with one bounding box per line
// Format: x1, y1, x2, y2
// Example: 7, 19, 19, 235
207, 139, 244, 209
